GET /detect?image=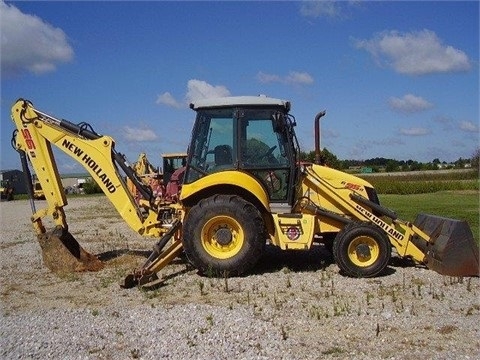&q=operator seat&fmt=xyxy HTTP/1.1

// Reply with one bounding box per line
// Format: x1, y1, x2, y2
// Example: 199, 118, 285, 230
214, 145, 233, 167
